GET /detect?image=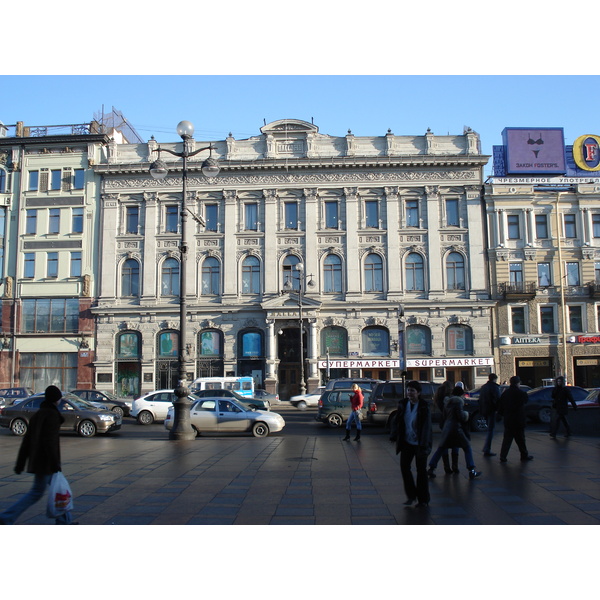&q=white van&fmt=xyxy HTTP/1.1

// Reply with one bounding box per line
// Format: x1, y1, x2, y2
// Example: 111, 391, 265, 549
190, 376, 255, 398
